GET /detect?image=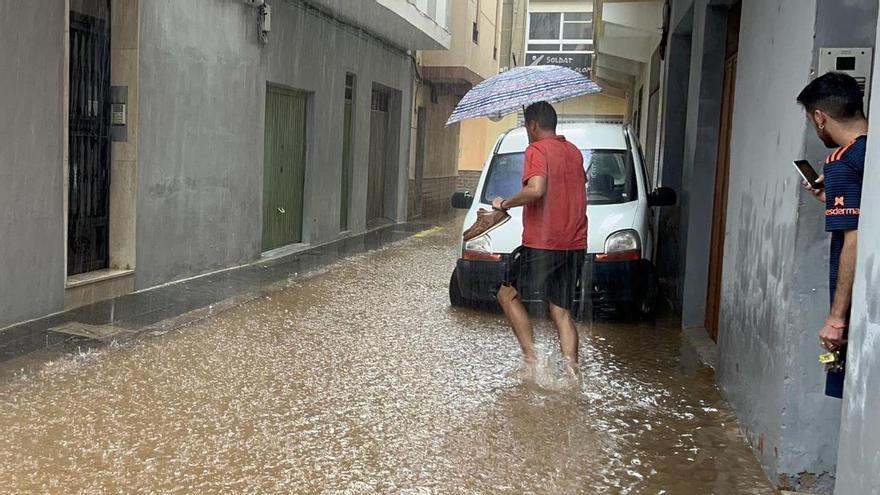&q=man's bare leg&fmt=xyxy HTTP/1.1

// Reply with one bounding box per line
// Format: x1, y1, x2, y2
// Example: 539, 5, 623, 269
497, 285, 537, 362
549, 303, 578, 363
